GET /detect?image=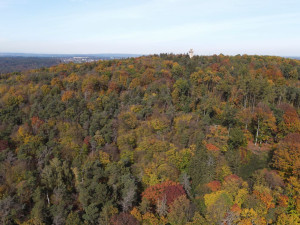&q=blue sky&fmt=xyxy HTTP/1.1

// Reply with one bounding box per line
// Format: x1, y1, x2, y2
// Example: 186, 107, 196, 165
0, 0, 299, 55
